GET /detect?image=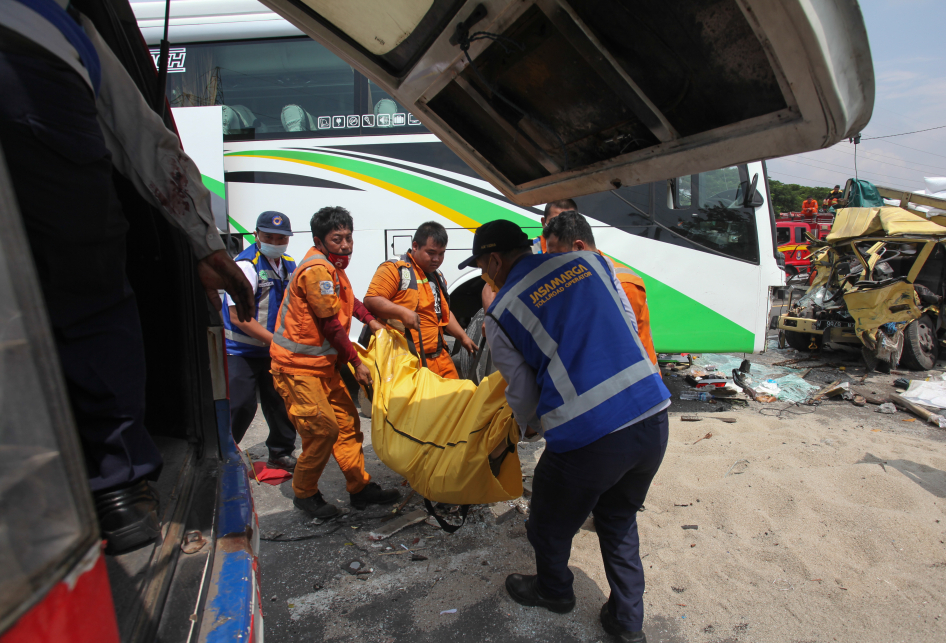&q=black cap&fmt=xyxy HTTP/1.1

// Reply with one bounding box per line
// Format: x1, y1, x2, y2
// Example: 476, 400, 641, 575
256, 211, 293, 236
458, 219, 531, 269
